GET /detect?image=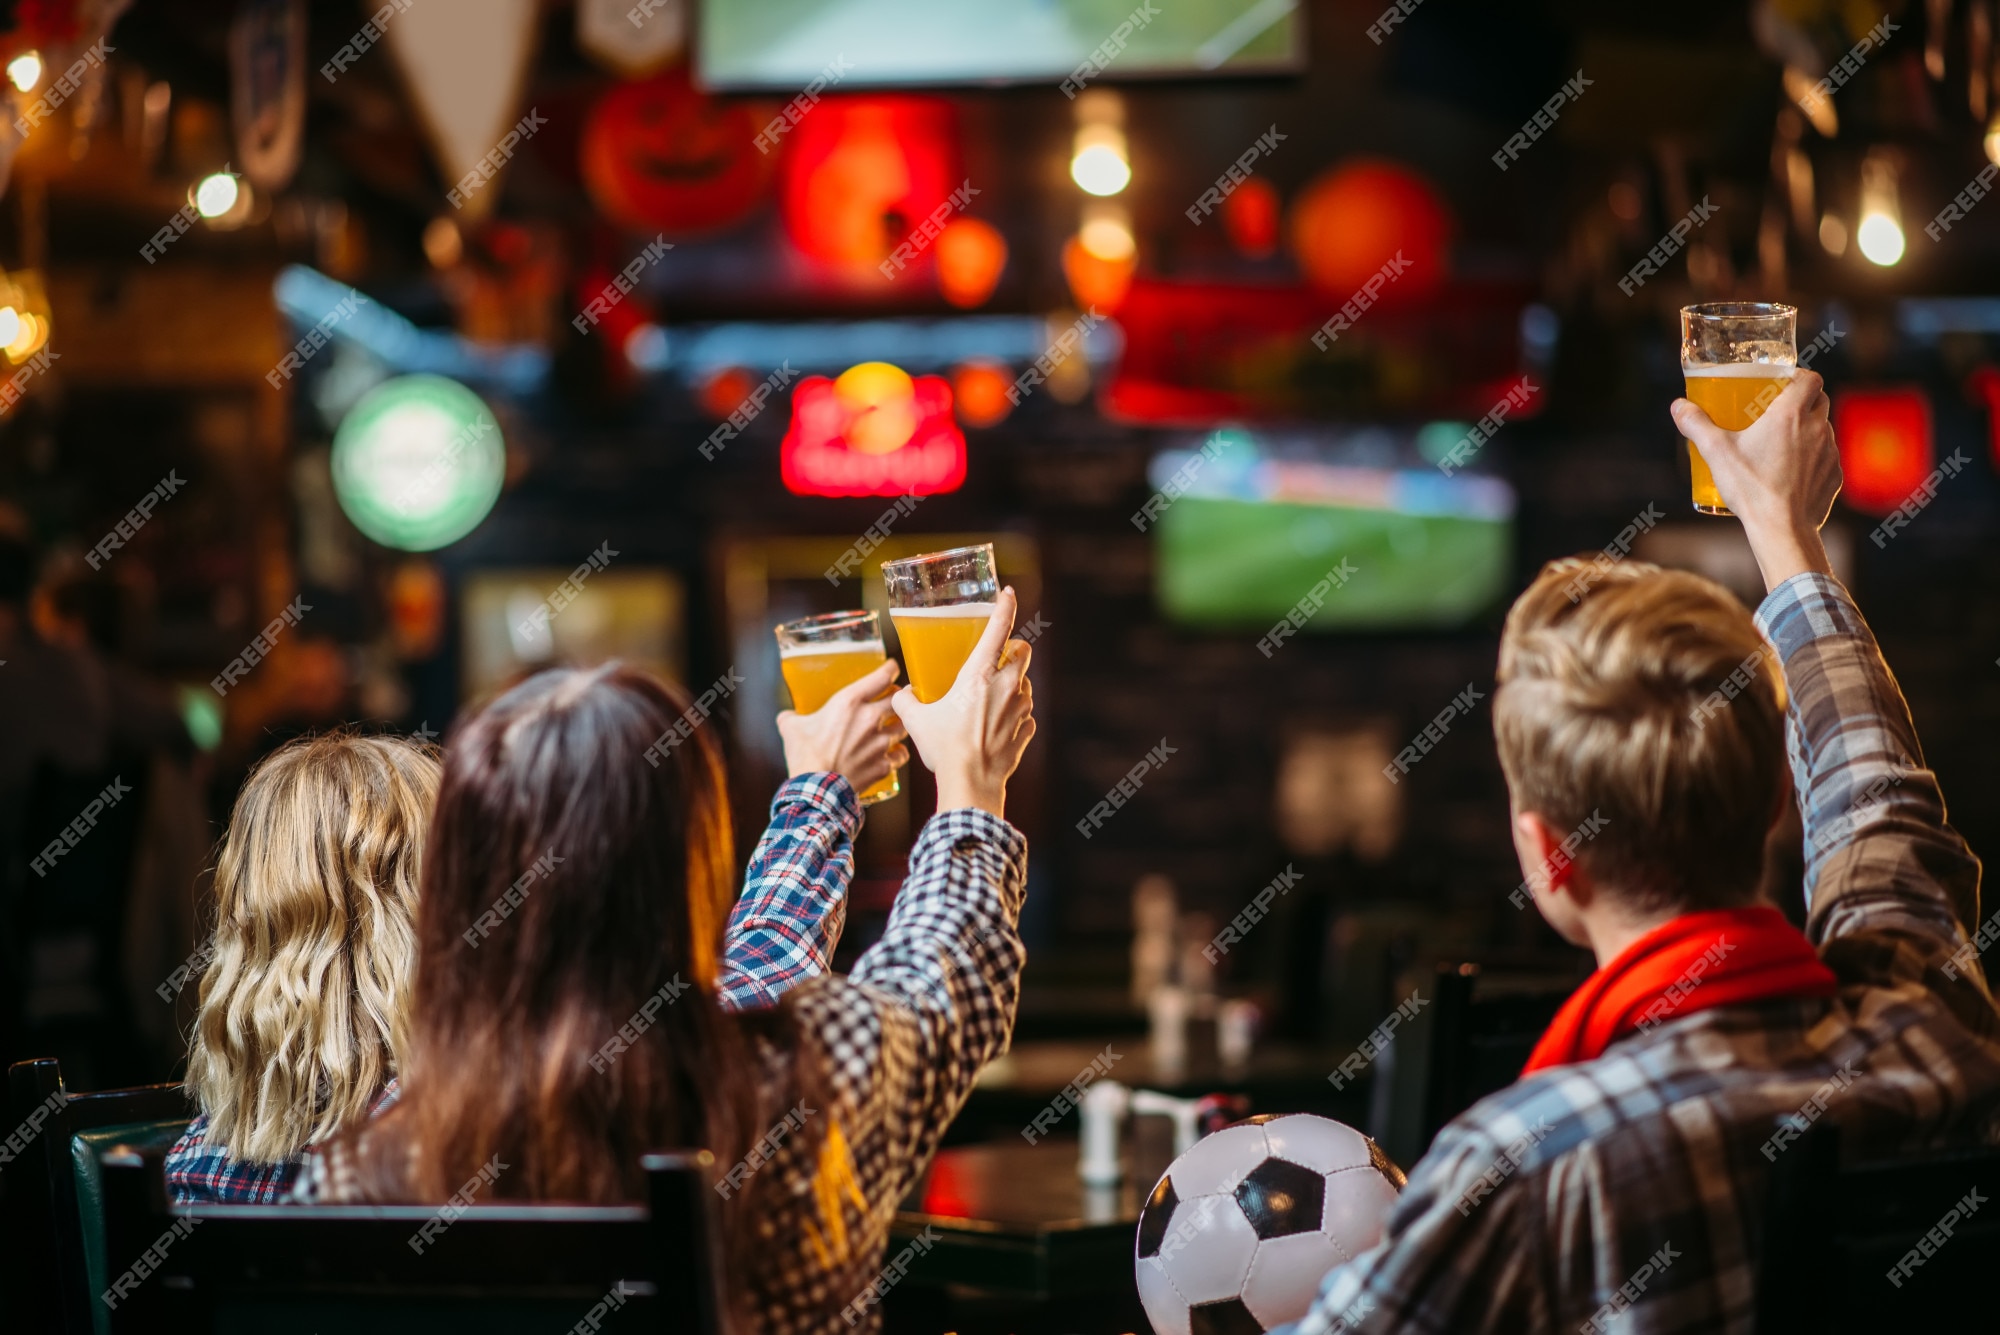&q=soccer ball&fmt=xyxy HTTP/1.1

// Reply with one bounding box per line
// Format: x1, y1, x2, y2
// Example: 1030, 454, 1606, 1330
1134, 1114, 1404, 1335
